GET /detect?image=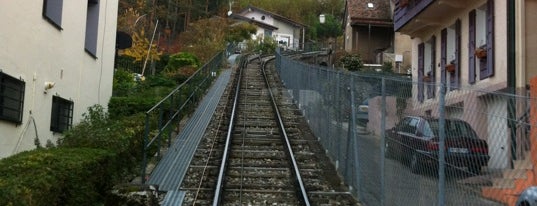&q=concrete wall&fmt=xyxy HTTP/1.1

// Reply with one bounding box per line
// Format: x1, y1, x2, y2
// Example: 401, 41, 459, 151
0, 1, 118, 158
